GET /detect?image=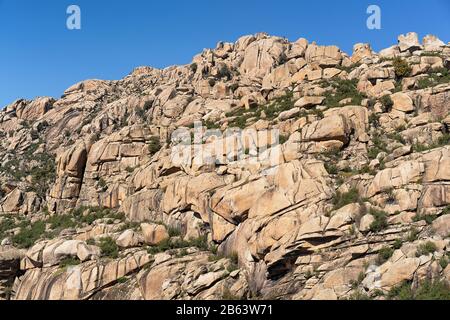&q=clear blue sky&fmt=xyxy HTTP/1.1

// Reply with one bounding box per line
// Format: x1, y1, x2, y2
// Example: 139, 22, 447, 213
1, 0, 449, 108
